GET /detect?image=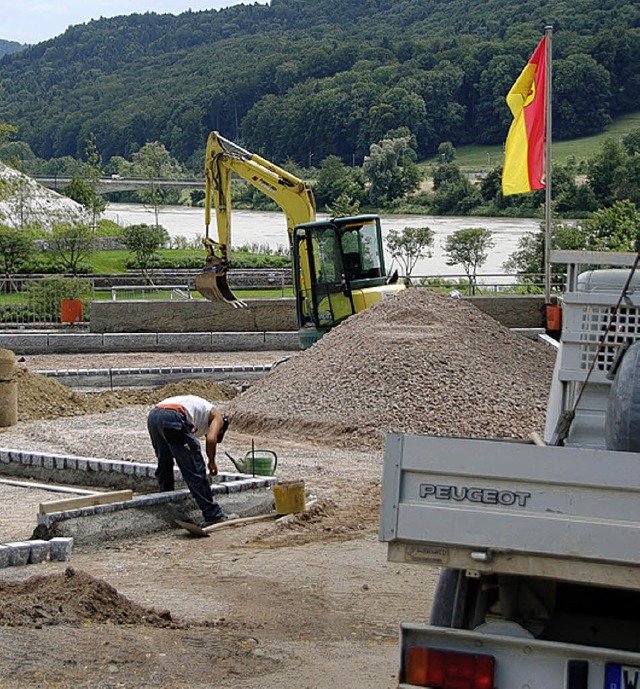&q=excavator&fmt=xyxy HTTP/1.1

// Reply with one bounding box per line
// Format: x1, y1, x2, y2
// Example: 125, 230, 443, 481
195, 131, 405, 348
